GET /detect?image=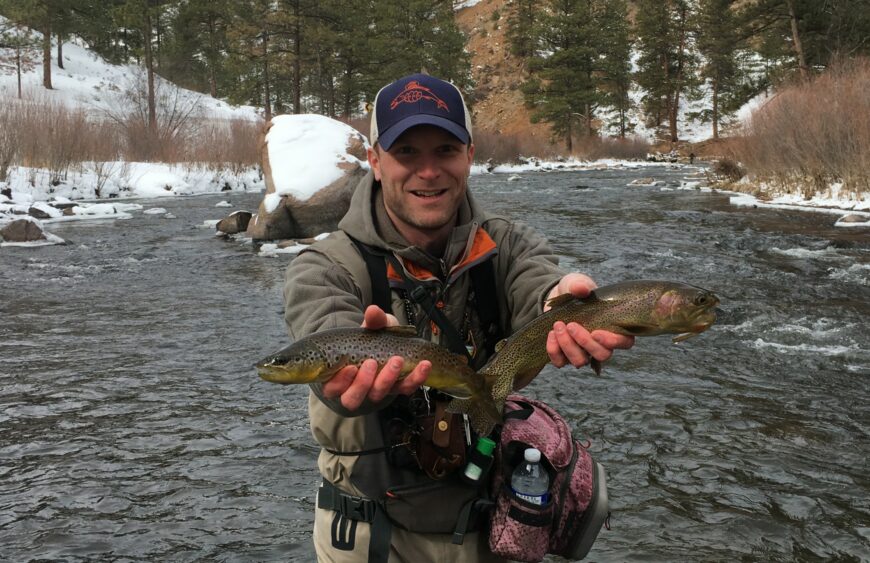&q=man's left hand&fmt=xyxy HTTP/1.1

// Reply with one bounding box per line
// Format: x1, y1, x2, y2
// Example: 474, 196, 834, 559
544, 273, 635, 370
